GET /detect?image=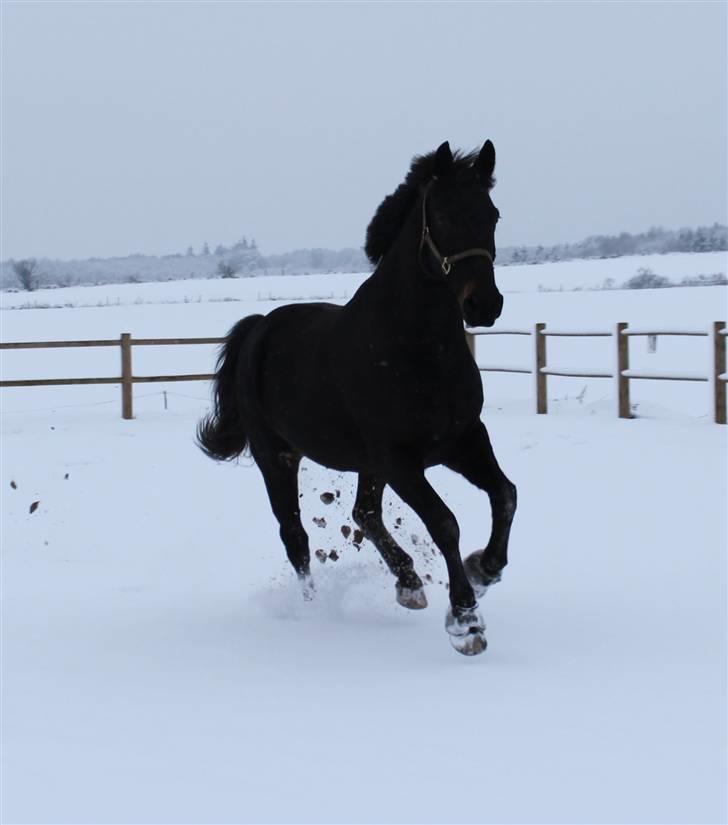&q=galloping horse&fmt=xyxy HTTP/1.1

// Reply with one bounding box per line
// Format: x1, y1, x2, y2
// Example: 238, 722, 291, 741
198, 140, 517, 655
